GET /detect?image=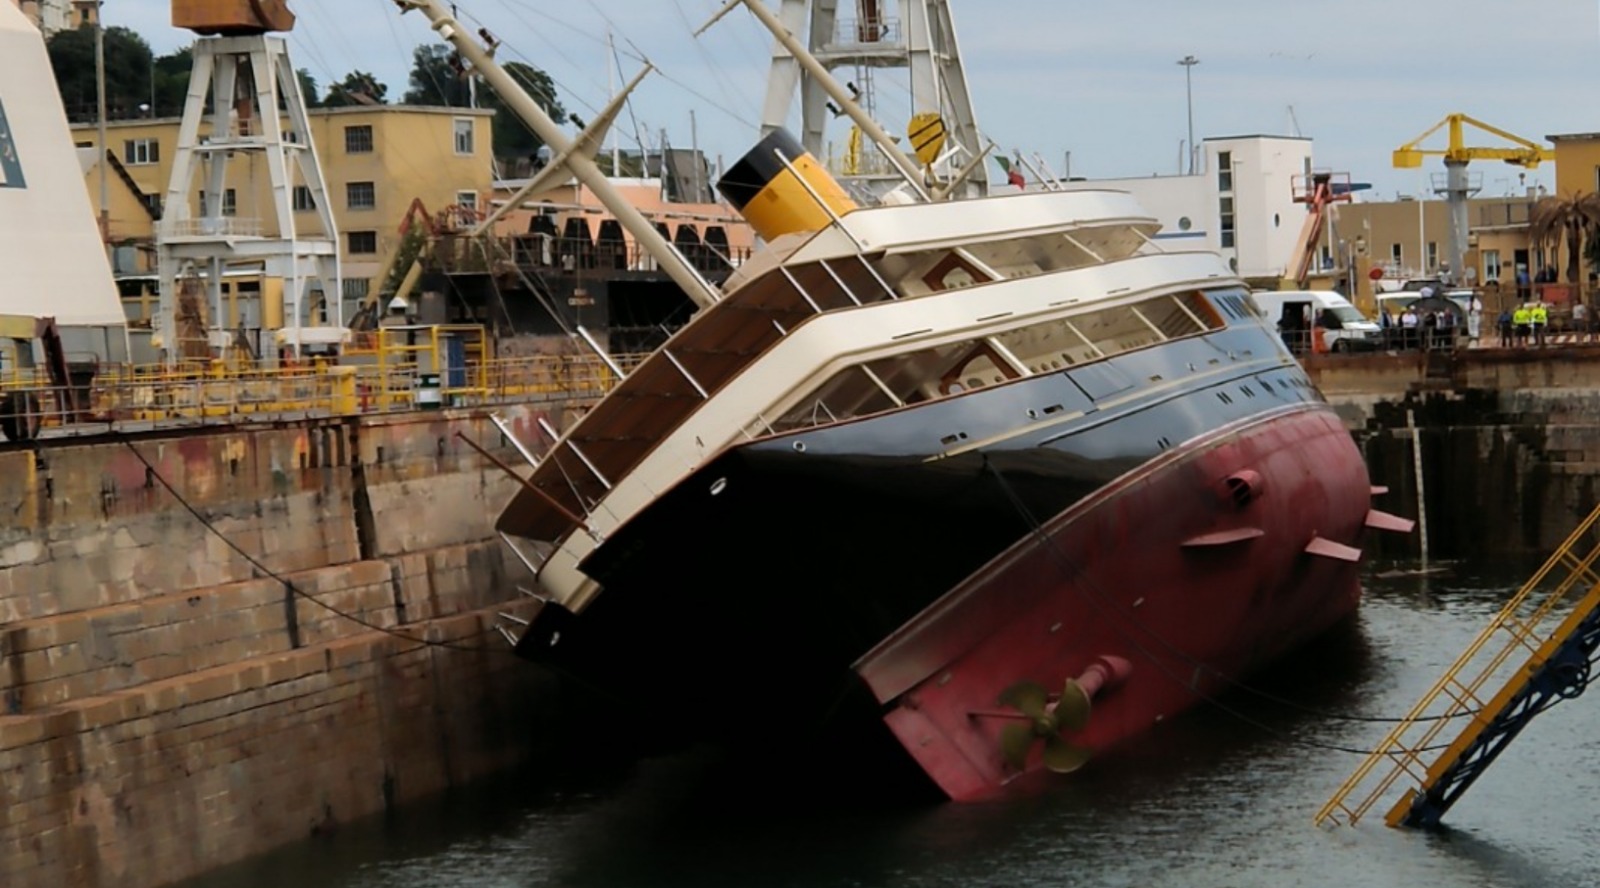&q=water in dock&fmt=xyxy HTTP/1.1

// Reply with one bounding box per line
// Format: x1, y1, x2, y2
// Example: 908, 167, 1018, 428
173, 562, 1600, 888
